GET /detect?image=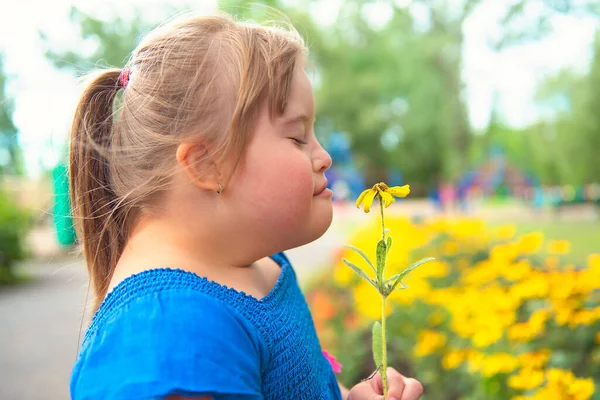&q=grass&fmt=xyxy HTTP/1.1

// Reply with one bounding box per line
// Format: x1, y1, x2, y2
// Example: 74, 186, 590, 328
512, 220, 600, 266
